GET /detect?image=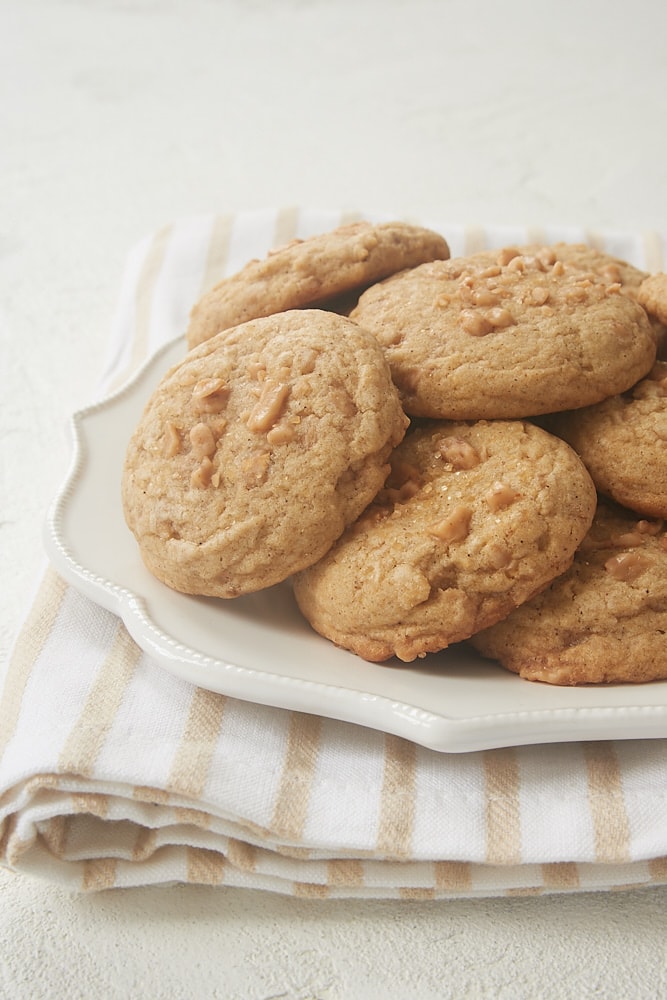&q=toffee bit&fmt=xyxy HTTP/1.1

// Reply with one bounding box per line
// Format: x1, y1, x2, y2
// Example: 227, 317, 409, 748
427, 505, 472, 543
